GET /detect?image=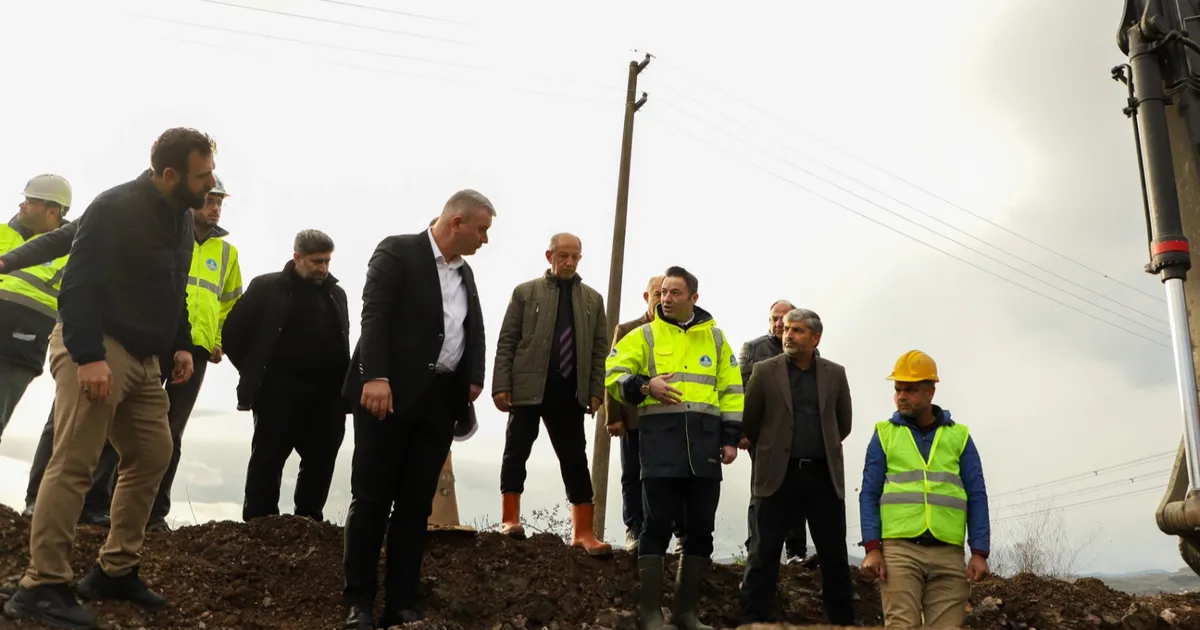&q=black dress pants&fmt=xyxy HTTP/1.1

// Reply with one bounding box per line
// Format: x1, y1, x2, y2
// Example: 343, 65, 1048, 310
242, 376, 346, 521
639, 476, 720, 557
499, 390, 592, 504
745, 445, 809, 558
342, 373, 457, 610
739, 458, 855, 625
